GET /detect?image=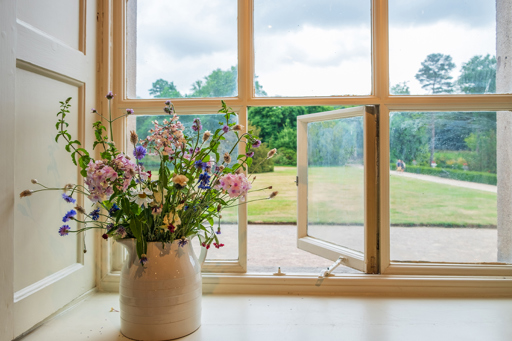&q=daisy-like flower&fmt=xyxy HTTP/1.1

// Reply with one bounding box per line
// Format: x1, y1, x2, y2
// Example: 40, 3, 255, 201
129, 188, 154, 207
252, 140, 261, 148
62, 193, 76, 203
133, 145, 147, 160
62, 209, 77, 222
59, 225, 71, 236
90, 208, 100, 221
